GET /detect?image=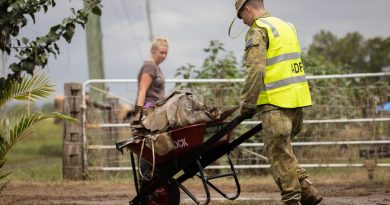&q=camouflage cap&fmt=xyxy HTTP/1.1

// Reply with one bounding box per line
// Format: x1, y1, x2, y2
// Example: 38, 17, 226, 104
235, 0, 248, 19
